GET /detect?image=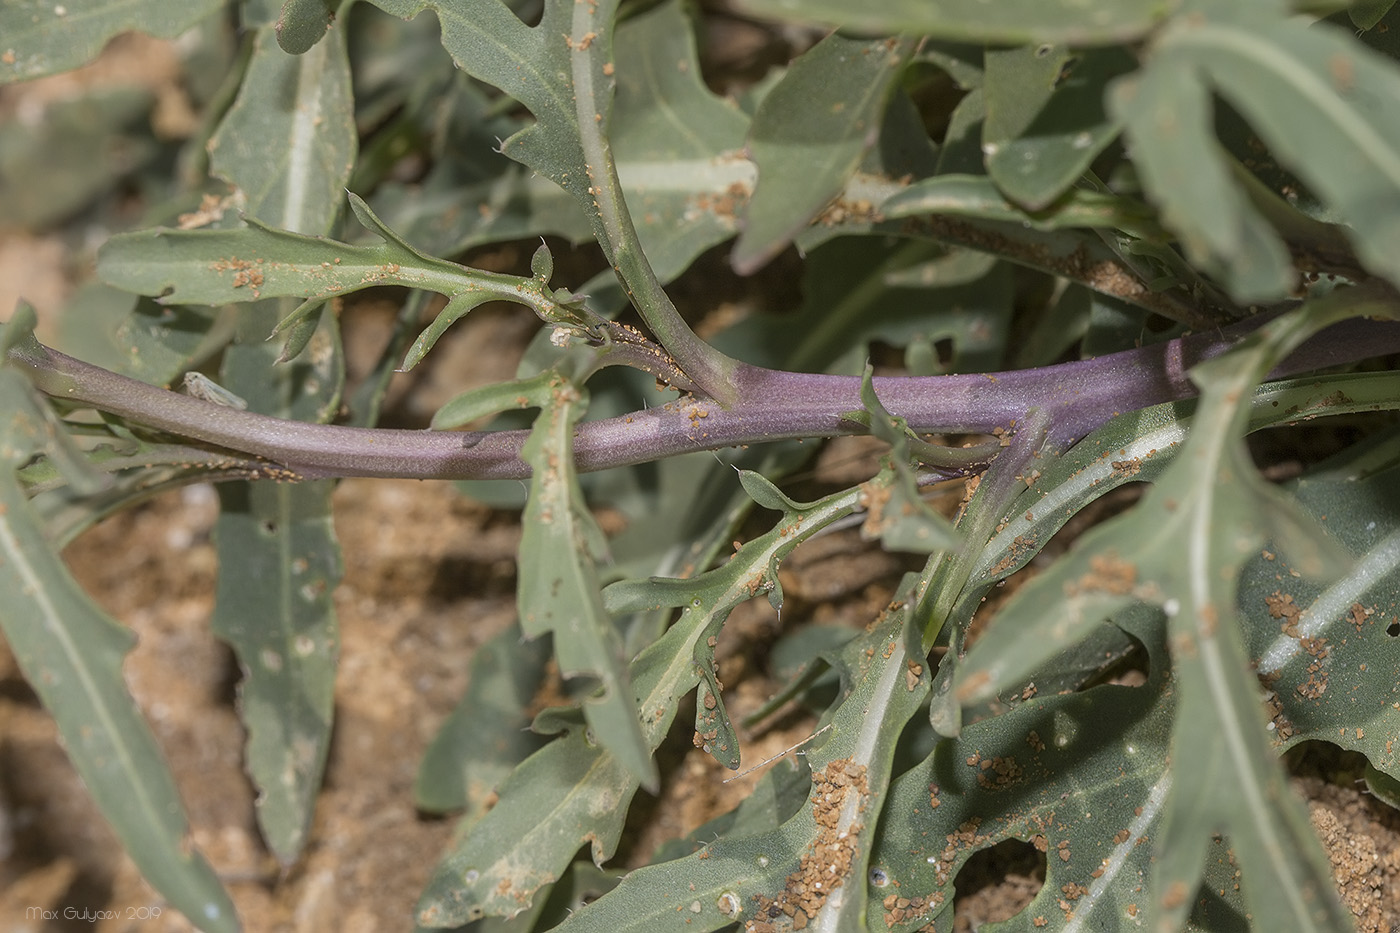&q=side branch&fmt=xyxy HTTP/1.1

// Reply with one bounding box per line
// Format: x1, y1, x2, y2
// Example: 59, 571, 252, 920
567, 0, 740, 404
